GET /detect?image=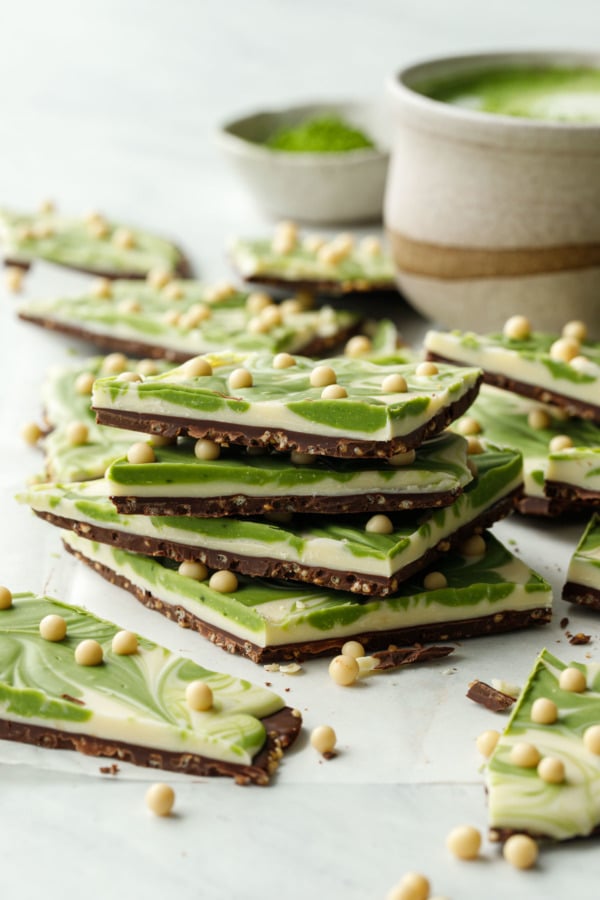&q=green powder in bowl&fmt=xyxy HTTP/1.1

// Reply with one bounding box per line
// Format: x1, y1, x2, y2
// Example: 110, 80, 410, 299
265, 115, 375, 152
